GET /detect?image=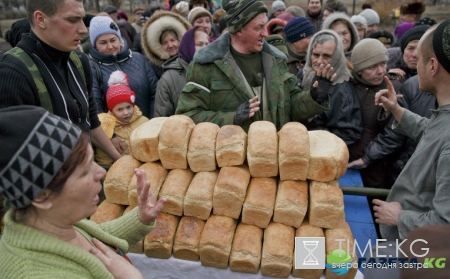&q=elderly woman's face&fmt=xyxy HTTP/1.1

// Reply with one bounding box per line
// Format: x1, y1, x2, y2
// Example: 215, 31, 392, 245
331, 22, 352, 52
161, 32, 180, 57
403, 40, 419, 70
49, 145, 106, 221
95, 34, 122, 56
195, 30, 210, 52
